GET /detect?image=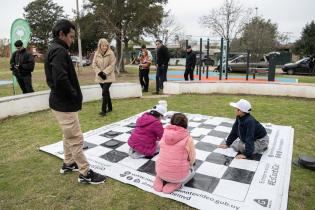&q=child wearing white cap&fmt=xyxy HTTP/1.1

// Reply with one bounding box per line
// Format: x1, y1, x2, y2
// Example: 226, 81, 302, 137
127, 104, 167, 159
218, 99, 269, 159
